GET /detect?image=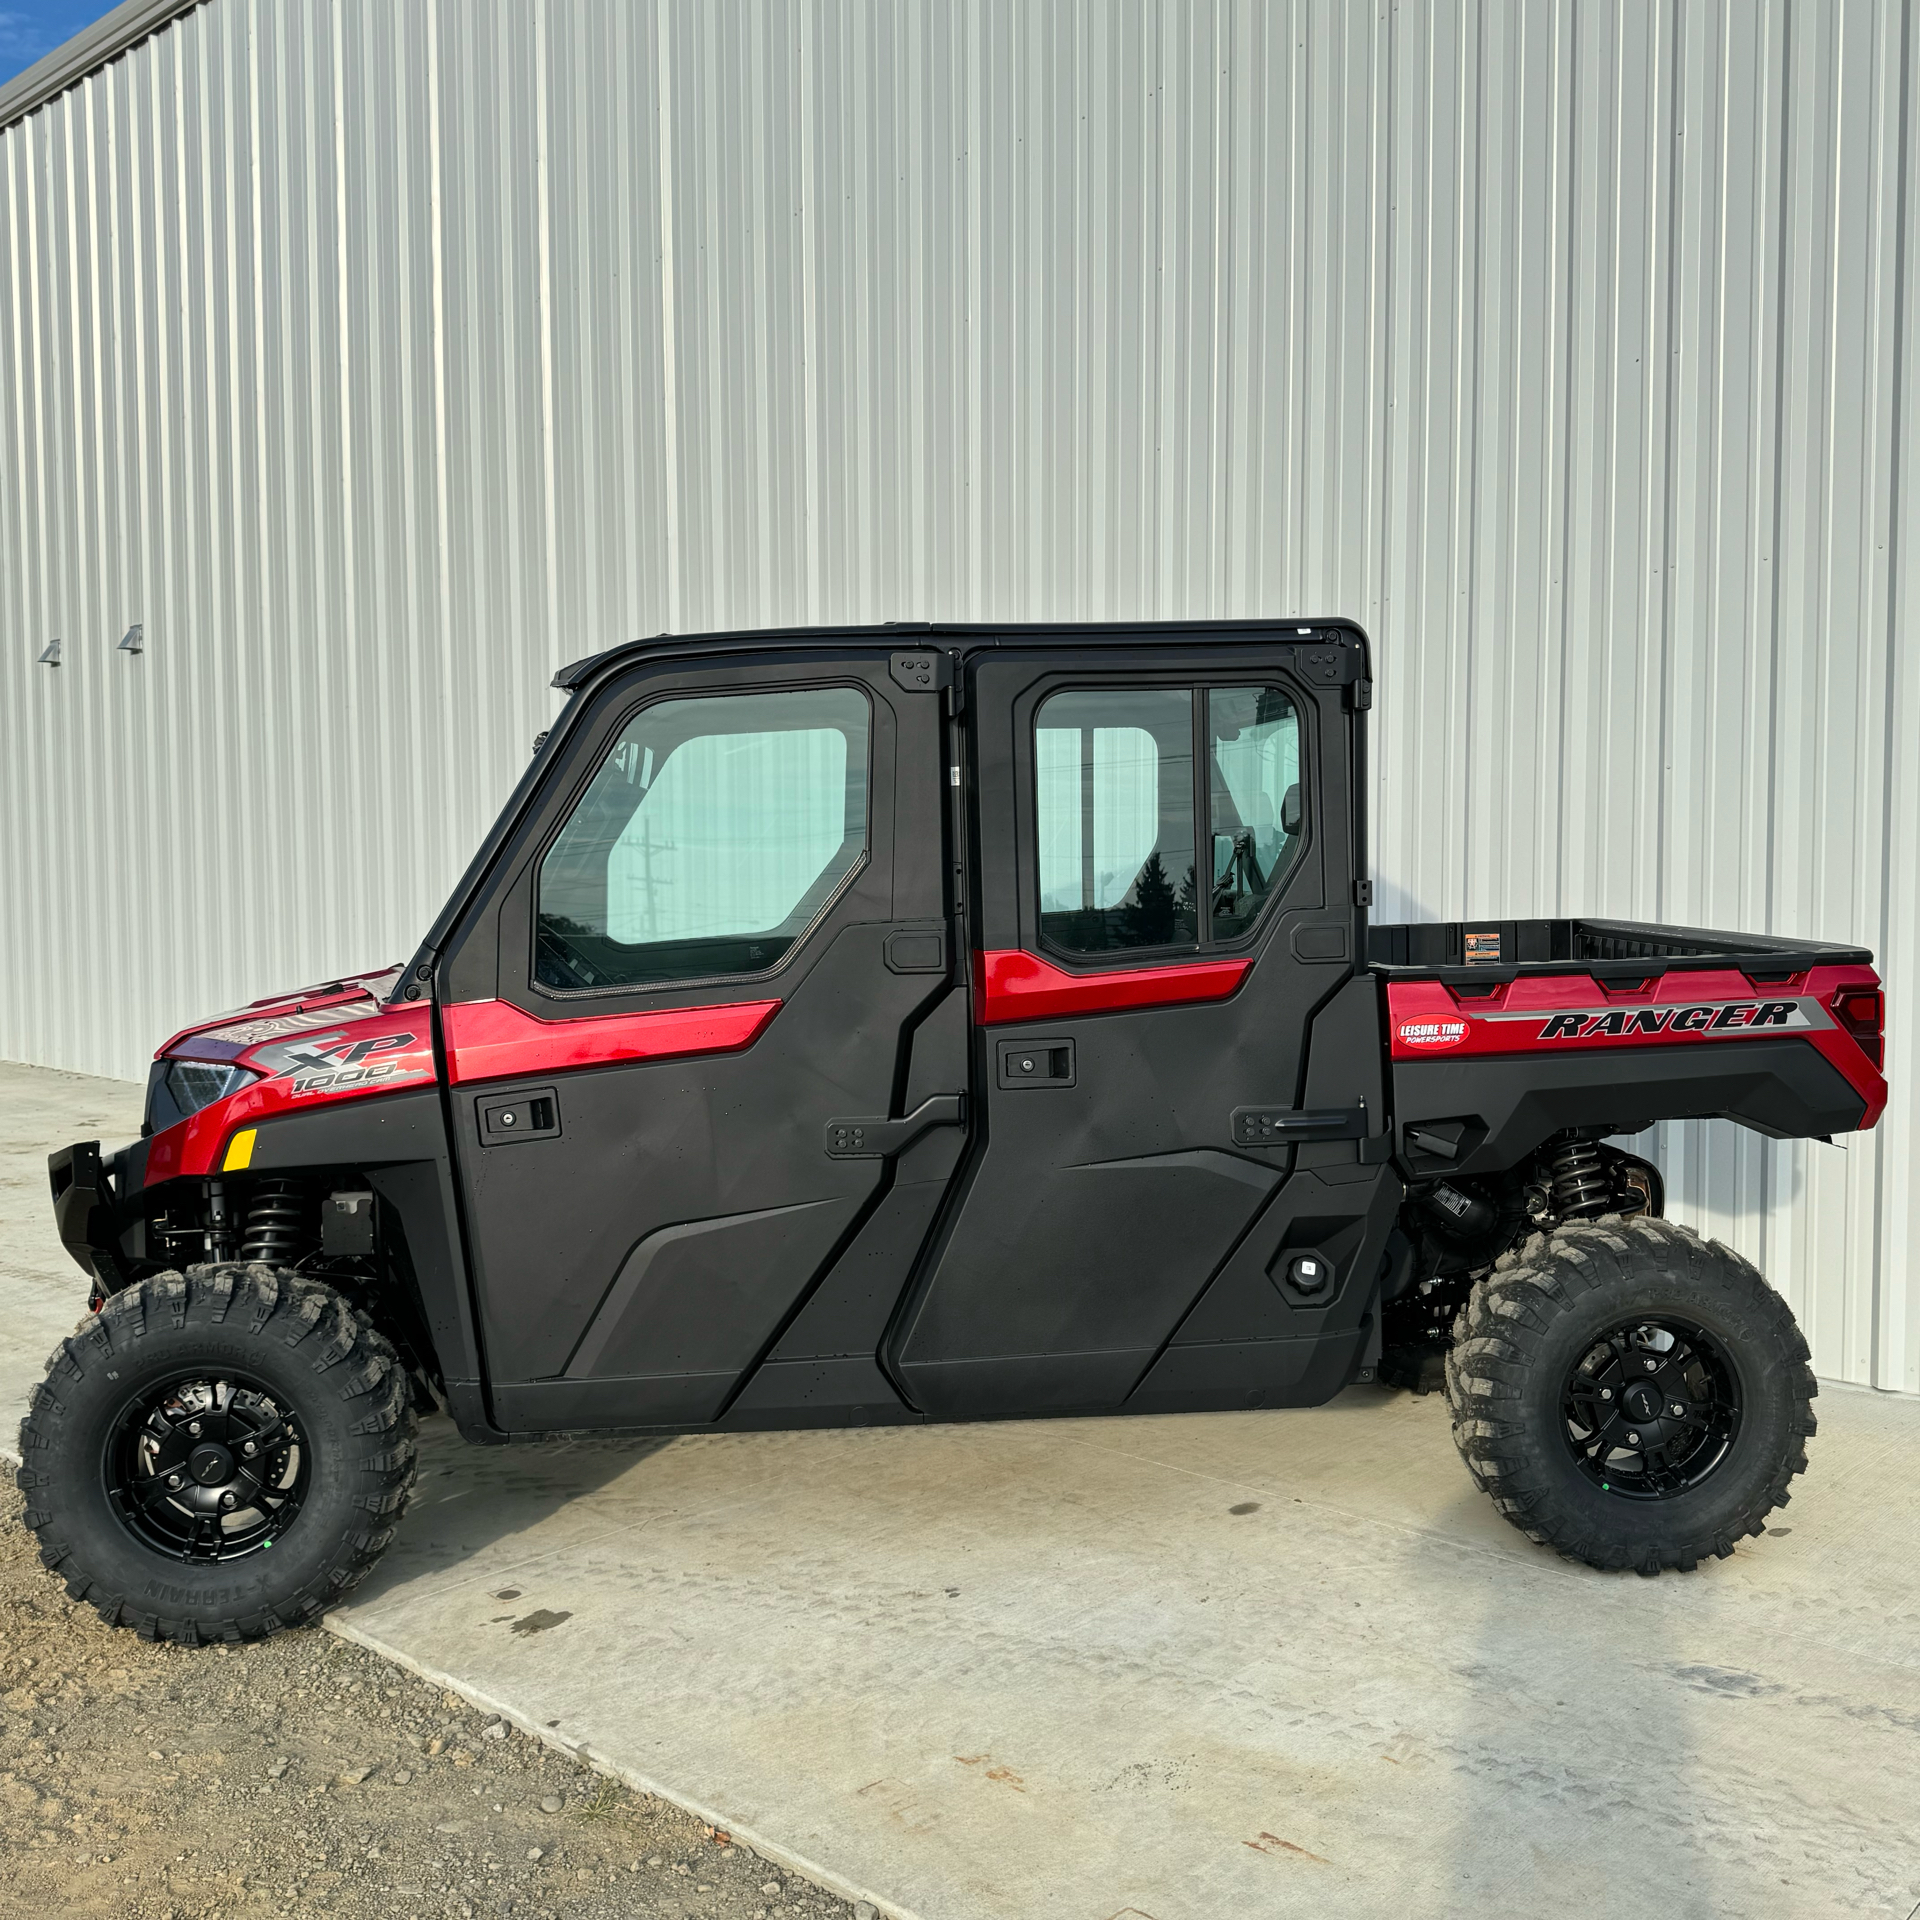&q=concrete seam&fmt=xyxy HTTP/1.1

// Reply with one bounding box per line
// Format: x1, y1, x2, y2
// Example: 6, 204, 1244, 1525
319, 1611, 923, 1920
